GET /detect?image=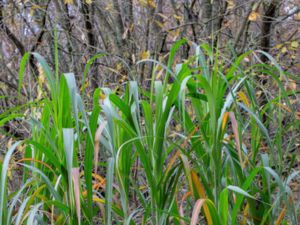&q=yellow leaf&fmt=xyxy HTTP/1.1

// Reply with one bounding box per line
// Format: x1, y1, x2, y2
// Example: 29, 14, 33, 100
104, 3, 113, 10
147, 0, 156, 8
227, 0, 235, 10
274, 44, 283, 49
85, 0, 92, 4
99, 92, 106, 100
155, 20, 164, 28
139, 0, 156, 8
141, 50, 150, 59
275, 205, 286, 225
173, 15, 182, 20
281, 46, 287, 53
274, 102, 292, 113
291, 41, 299, 49
248, 11, 260, 21
242, 203, 249, 225
237, 91, 250, 107
222, 112, 229, 131
157, 13, 168, 20
191, 170, 212, 225
64, 0, 73, 4
116, 63, 123, 71
294, 12, 300, 21
29, 7, 35, 17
